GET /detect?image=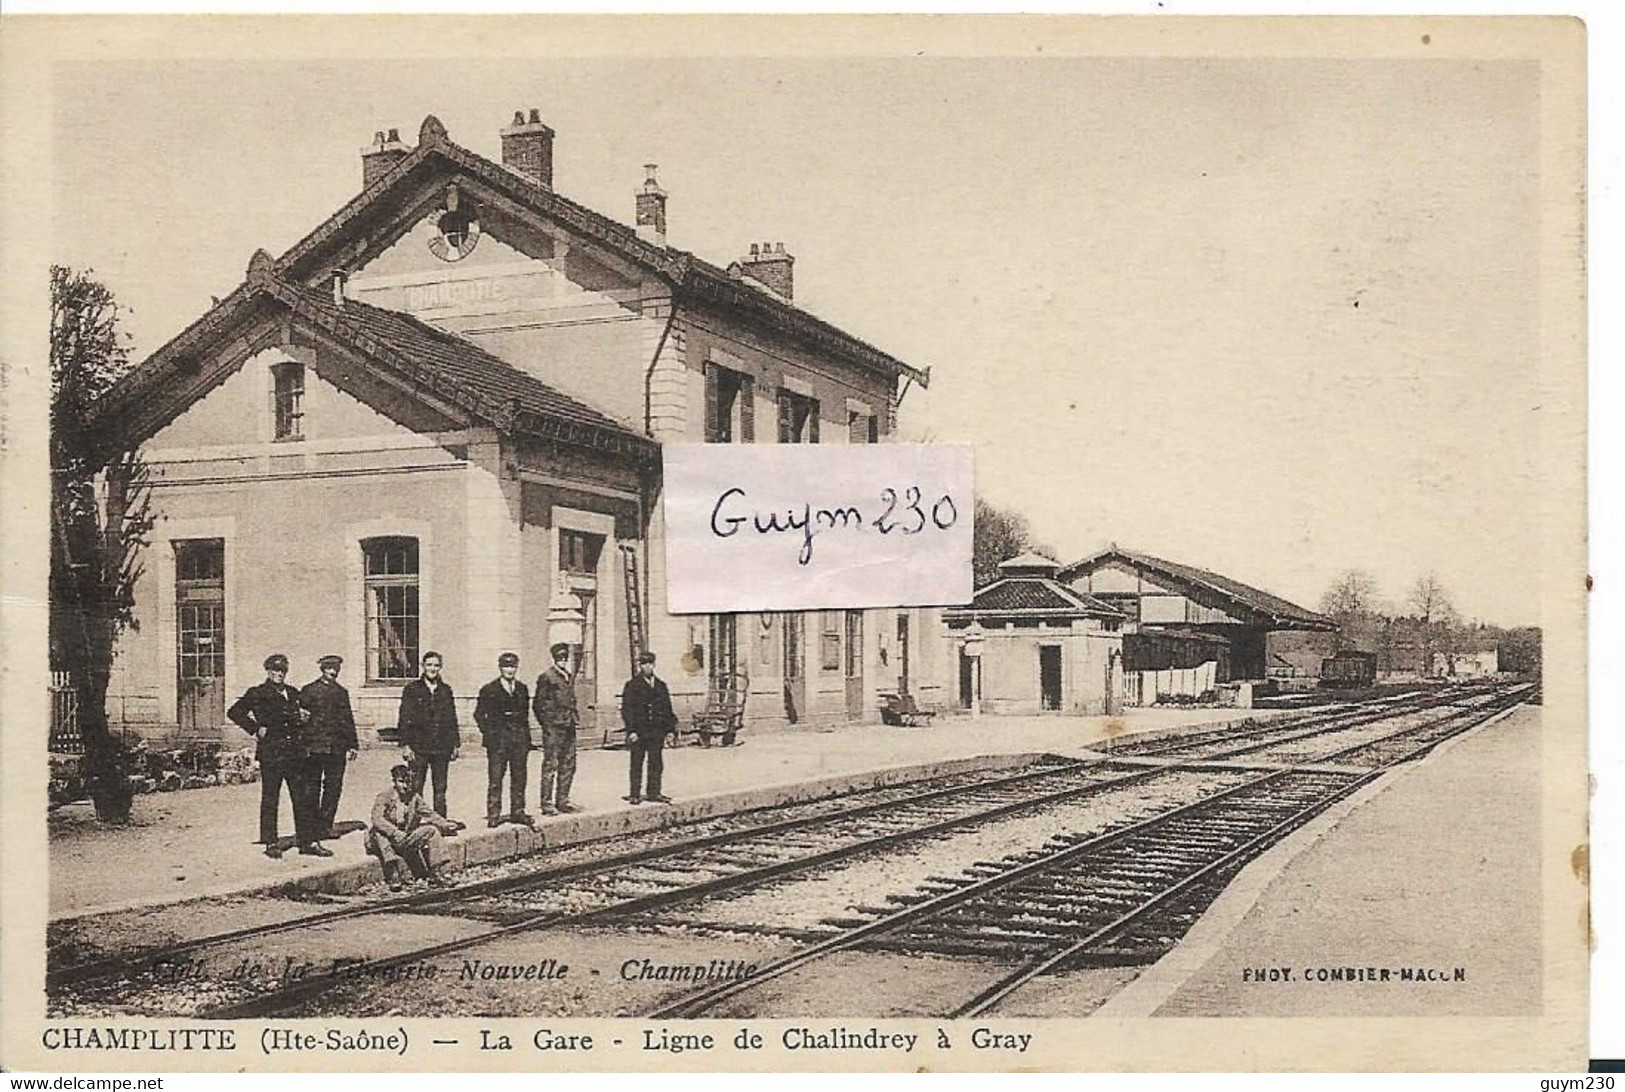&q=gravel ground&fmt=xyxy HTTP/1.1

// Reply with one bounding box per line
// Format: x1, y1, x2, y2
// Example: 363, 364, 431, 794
300, 924, 802, 1019
49, 762, 1064, 969
1235, 701, 1490, 765
51, 910, 497, 1018
660, 767, 1255, 933
701, 948, 1018, 1019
